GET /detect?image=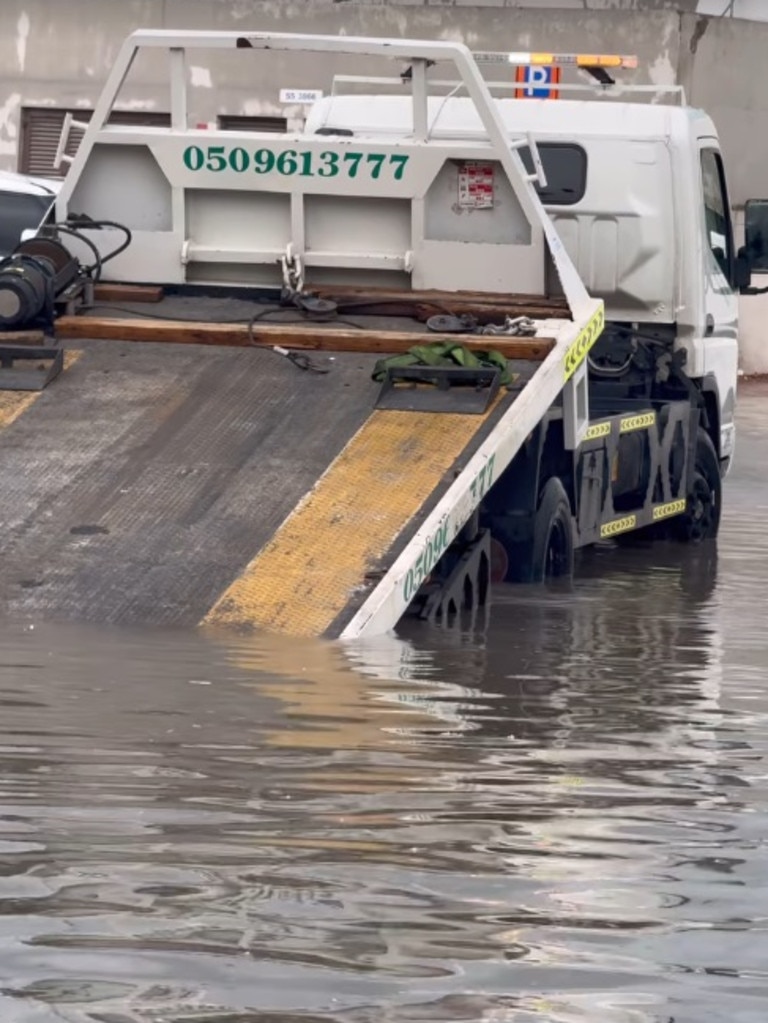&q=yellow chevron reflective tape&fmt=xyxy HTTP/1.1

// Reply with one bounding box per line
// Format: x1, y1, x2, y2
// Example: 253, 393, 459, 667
600, 514, 637, 539
564, 305, 605, 382
620, 412, 656, 434
652, 498, 687, 521
584, 421, 611, 441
